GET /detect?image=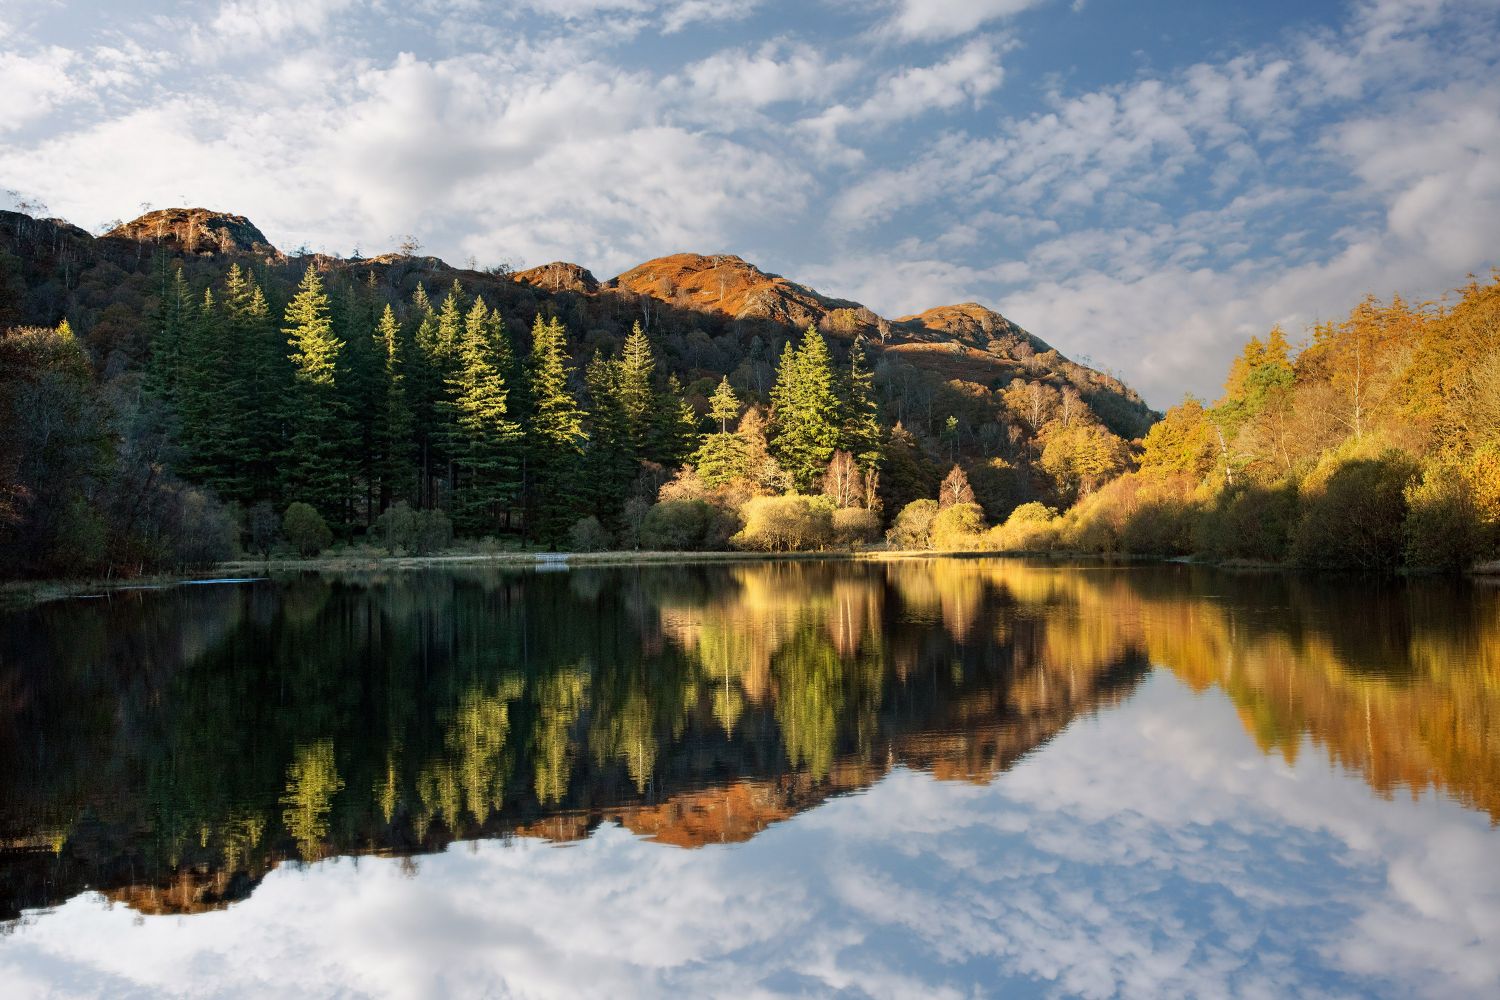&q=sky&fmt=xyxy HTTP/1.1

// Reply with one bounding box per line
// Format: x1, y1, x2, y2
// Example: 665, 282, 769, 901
3, 672, 1498, 998
0, 0, 1497, 405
